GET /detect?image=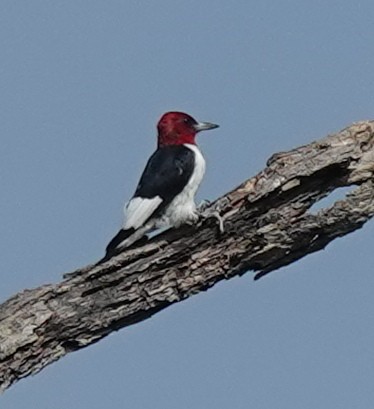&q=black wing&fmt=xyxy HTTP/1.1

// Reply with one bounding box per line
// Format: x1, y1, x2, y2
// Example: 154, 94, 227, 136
121, 145, 195, 231
133, 144, 195, 212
